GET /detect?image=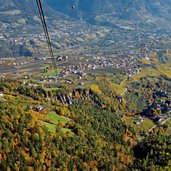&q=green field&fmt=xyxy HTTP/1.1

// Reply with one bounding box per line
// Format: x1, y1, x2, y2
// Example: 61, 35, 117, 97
43, 87, 59, 91
41, 121, 72, 133
122, 115, 155, 136
40, 121, 57, 132
39, 69, 62, 77
33, 68, 62, 81
125, 92, 146, 111
40, 111, 72, 133
109, 83, 126, 95
47, 111, 70, 124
